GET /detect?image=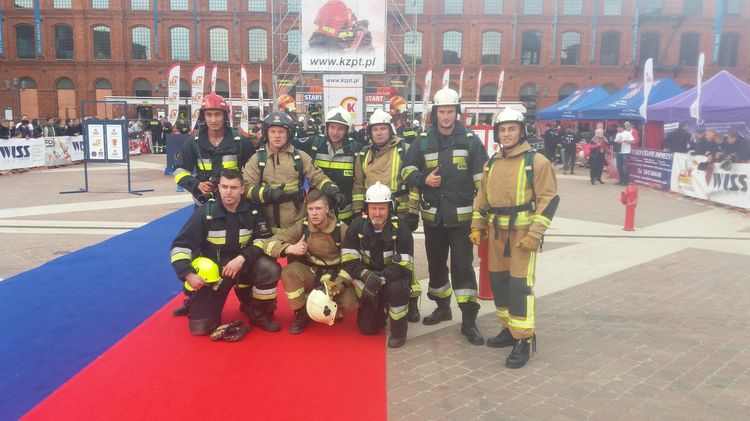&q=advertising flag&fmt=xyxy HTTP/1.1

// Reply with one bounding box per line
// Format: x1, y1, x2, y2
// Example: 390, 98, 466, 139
258, 66, 265, 118
423, 68, 433, 108
239, 65, 249, 135
639, 58, 653, 120
190, 64, 206, 130
166, 63, 181, 127
442, 69, 450, 89
227, 67, 233, 127
475, 67, 483, 124
496, 70, 505, 106
458, 67, 465, 98
210, 64, 218, 93
690, 52, 705, 122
